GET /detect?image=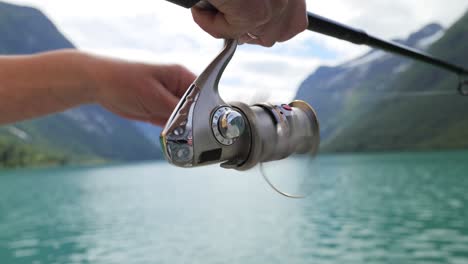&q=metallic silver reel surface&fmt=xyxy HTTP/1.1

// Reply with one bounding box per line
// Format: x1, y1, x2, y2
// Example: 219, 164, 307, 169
160, 39, 320, 173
